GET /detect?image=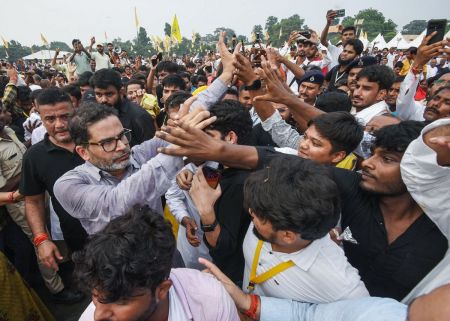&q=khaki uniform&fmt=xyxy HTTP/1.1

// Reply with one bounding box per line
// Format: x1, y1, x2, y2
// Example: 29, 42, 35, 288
0, 127, 63, 293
